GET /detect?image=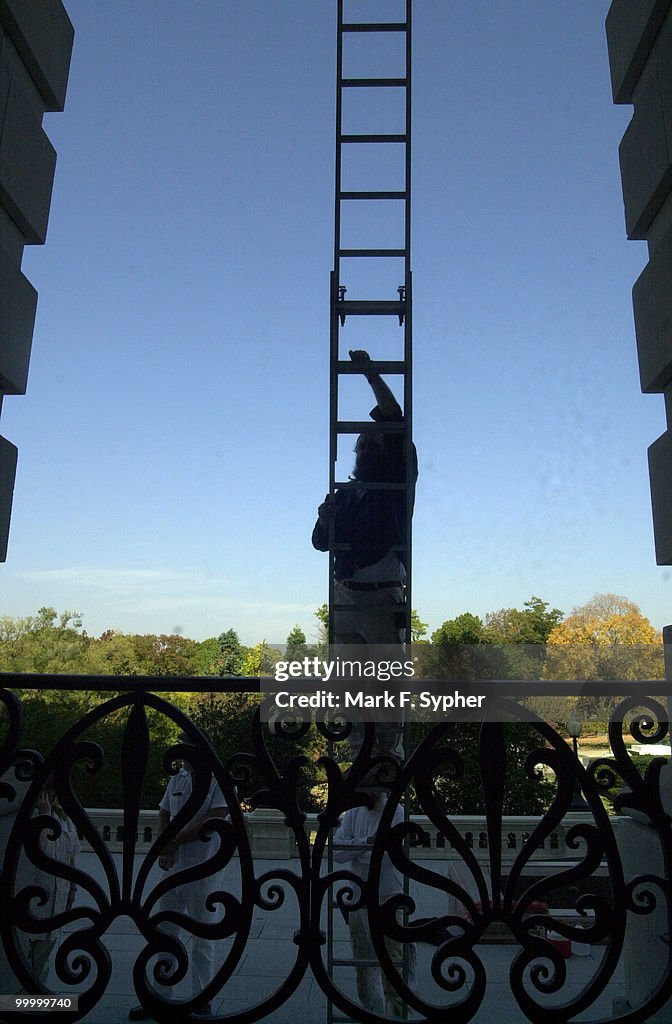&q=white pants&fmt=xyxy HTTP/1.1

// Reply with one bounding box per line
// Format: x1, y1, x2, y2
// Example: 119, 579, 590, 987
333, 581, 405, 647
158, 874, 220, 1001
27, 933, 58, 987
17, 878, 68, 989
348, 907, 415, 1017
333, 582, 406, 763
